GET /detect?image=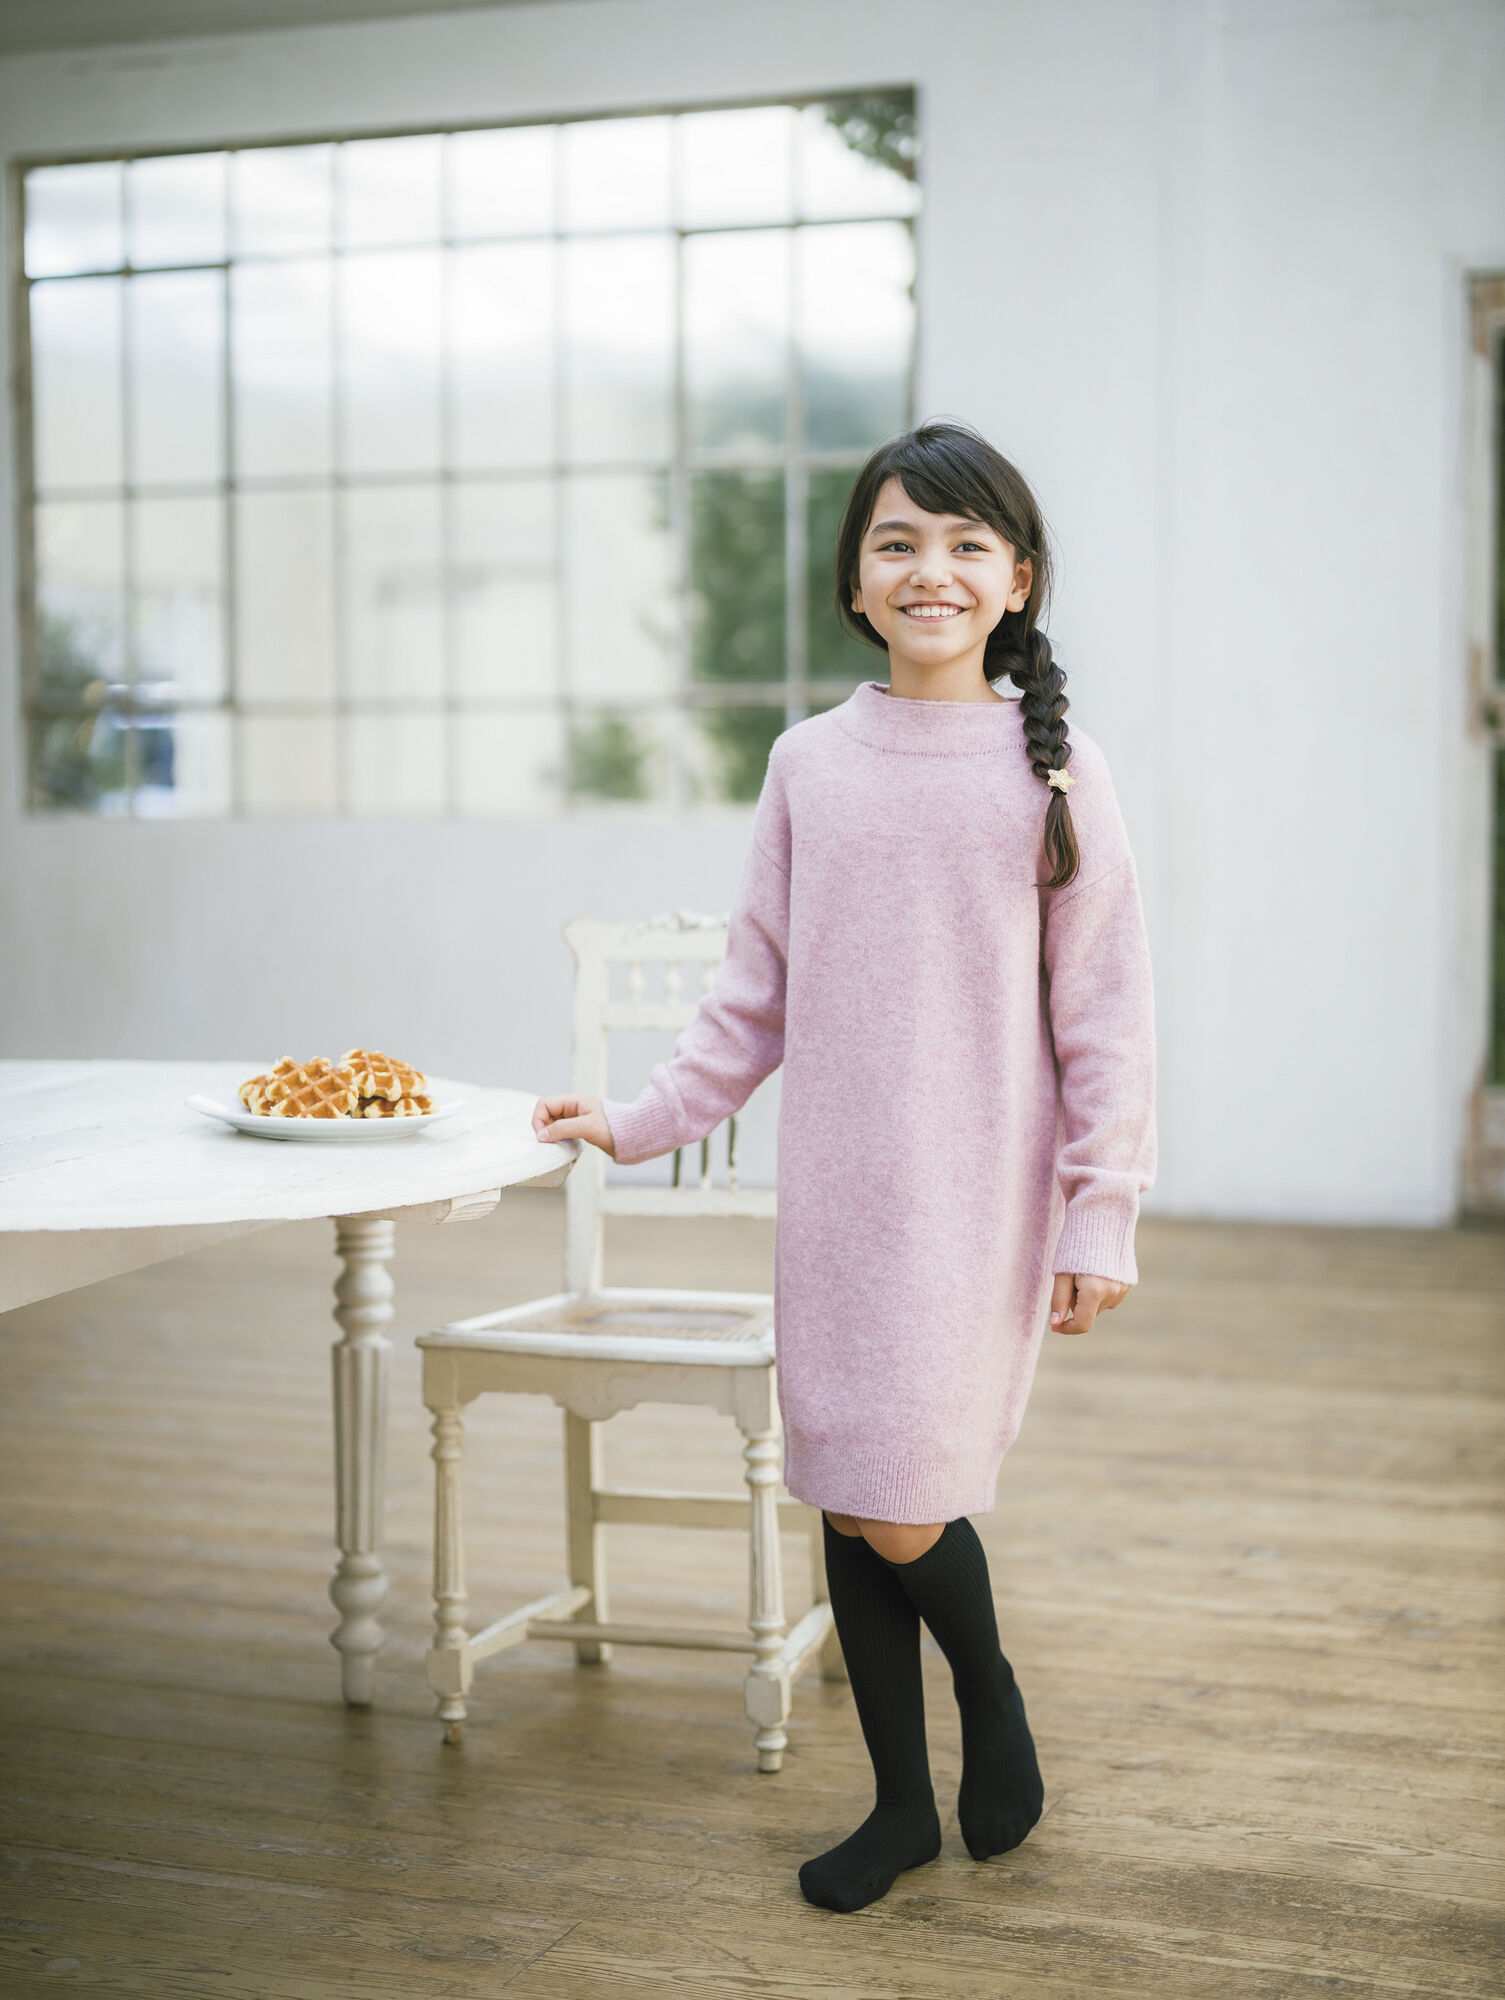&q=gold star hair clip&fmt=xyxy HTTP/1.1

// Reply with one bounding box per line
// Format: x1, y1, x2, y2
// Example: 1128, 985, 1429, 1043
1046, 767, 1075, 794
